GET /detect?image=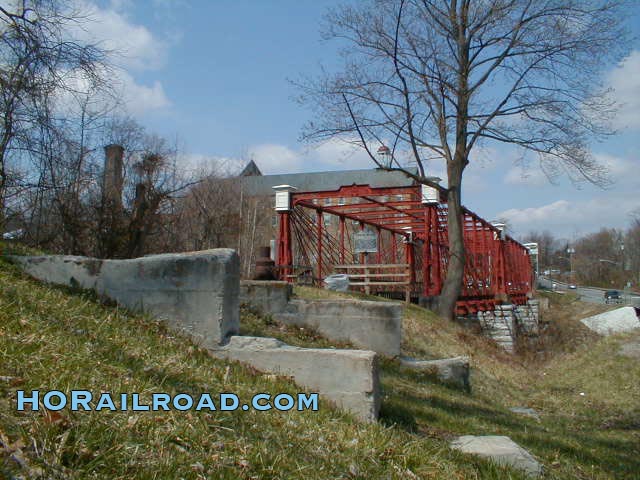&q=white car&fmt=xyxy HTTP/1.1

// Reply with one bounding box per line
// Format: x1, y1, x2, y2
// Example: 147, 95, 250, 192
2, 229, 23, 240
